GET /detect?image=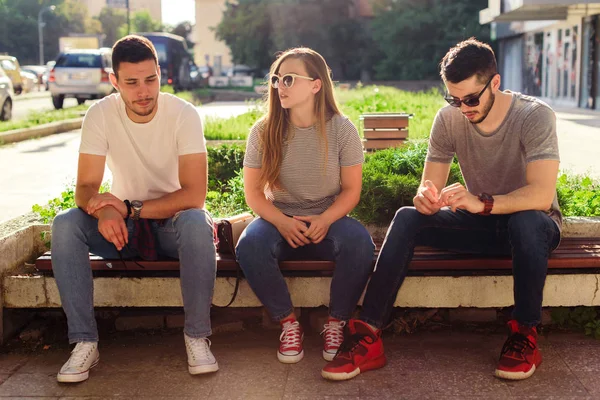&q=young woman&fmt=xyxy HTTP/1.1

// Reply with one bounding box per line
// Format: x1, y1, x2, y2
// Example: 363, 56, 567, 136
236, 47, 375, 364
